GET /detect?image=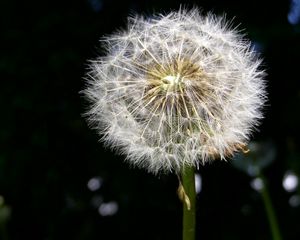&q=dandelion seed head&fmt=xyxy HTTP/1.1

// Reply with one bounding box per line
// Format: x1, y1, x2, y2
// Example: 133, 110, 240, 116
83, 8, 266, 174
